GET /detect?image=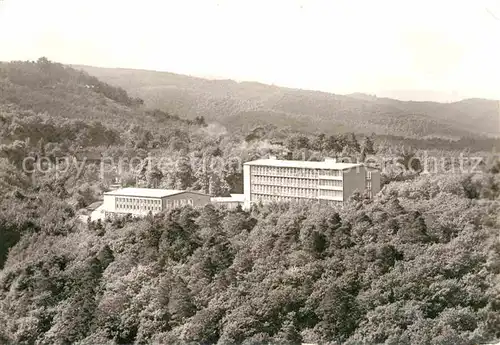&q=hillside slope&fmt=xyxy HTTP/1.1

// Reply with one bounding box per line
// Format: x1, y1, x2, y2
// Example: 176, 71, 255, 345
0, 59, 197, 133
75, 65, 500, 138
